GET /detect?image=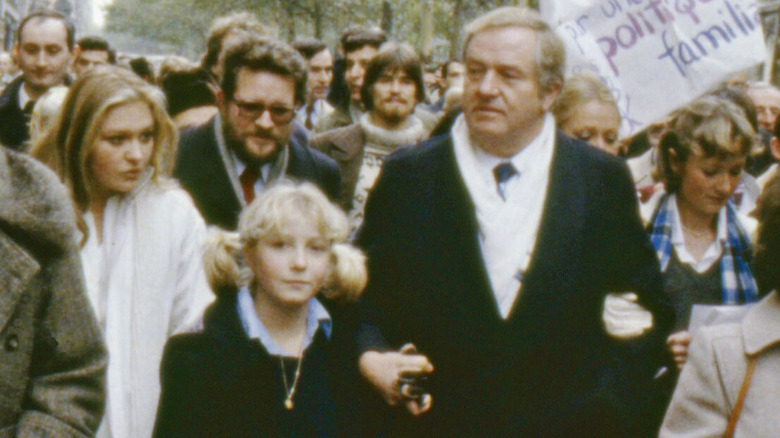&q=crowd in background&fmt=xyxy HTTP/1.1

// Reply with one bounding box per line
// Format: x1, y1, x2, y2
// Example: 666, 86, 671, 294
1, 4, 780, 438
